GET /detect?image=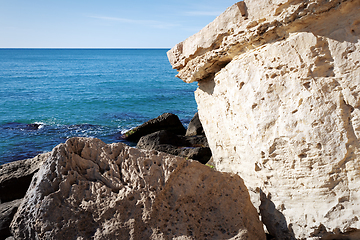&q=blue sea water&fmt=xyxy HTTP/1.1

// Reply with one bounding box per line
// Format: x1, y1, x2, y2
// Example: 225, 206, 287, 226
0, 49, 198, 165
